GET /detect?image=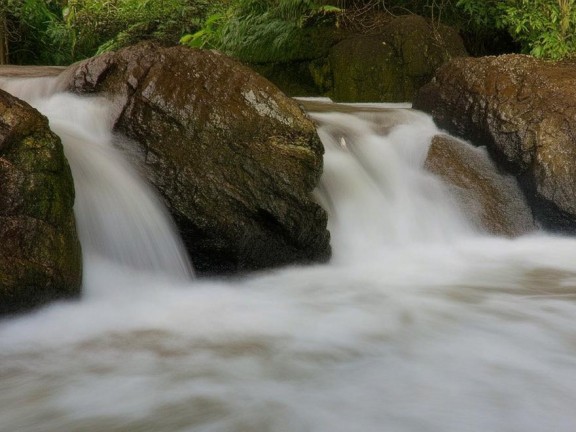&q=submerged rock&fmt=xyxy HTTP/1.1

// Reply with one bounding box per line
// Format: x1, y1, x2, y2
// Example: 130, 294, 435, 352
425, 135, 536, 237
64, 42, 330, 274
414, 55, 576, 231
0, 90, 82, 315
